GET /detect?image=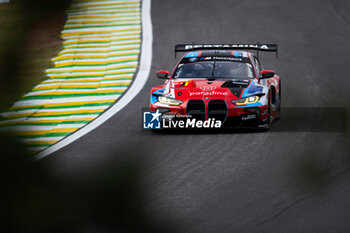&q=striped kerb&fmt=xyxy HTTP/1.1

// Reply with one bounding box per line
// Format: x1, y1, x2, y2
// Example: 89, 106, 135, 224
0, 0, 141, 153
